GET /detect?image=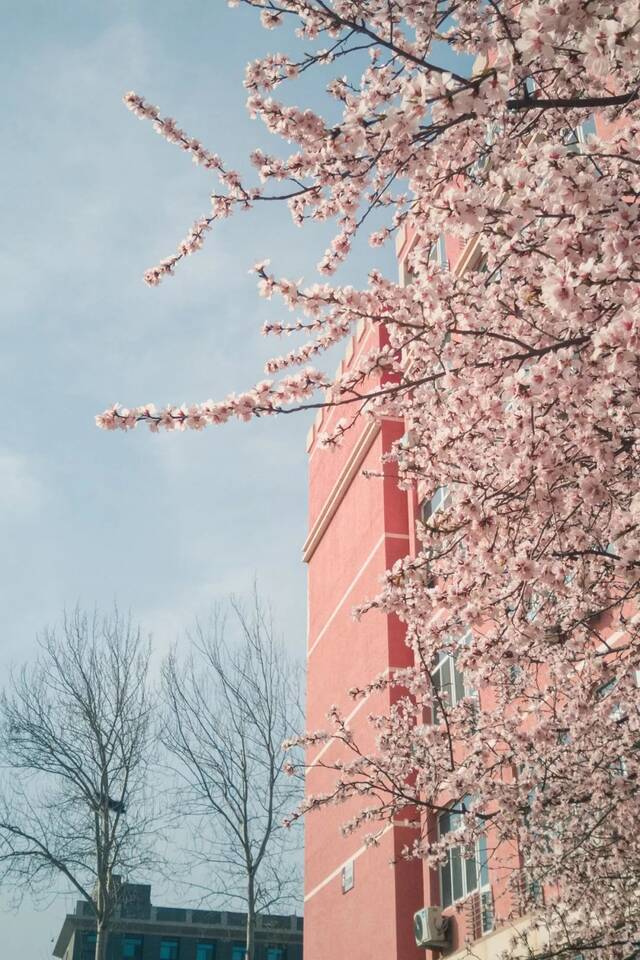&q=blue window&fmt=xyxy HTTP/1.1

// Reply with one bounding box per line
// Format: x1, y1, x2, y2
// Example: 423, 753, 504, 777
81, 933, 97, 960
196, 944, 216, 960
231, 946, 246, 960
266, 948, 287, 960
160, 940, 179, 960
122, 937, 143, 960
